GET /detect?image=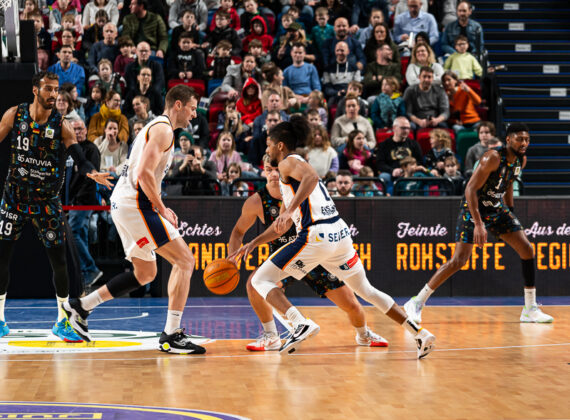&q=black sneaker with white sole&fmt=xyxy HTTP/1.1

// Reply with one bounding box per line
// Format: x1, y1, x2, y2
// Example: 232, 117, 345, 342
159, 328, 207, 354
62, 298, 92, 342
279, 319, 320, 355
